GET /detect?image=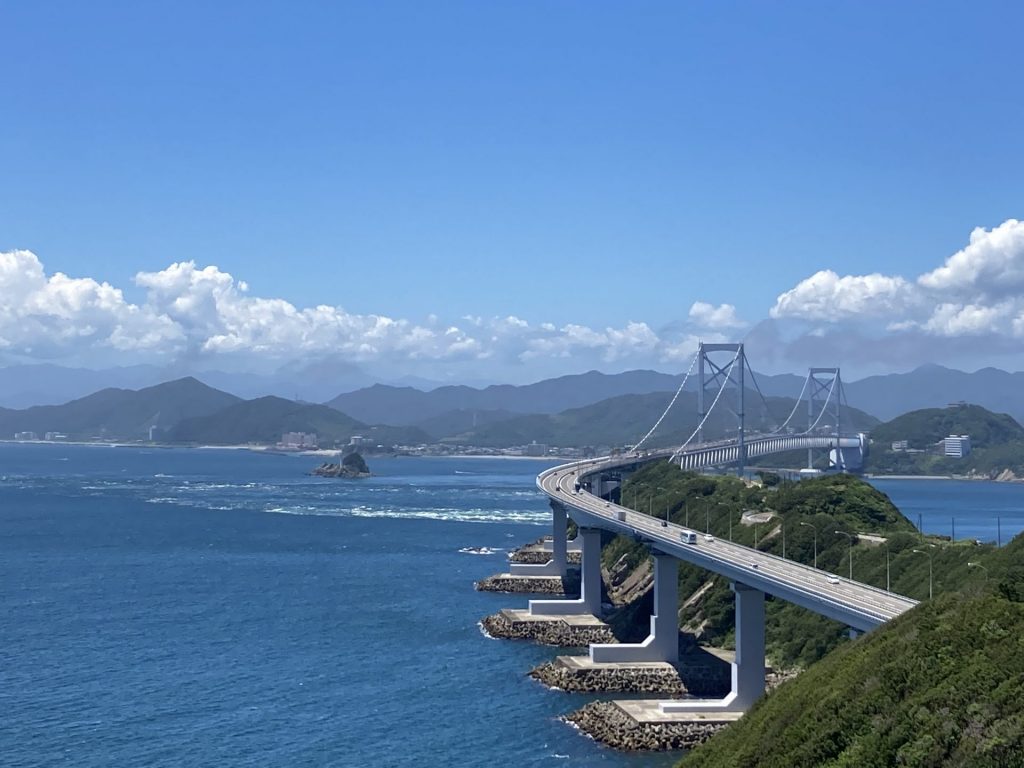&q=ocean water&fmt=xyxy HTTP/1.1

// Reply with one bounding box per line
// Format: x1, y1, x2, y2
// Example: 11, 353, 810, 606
1, 444, 679, 768
8, 447, 1024, 768
869, 477, 1024, 543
